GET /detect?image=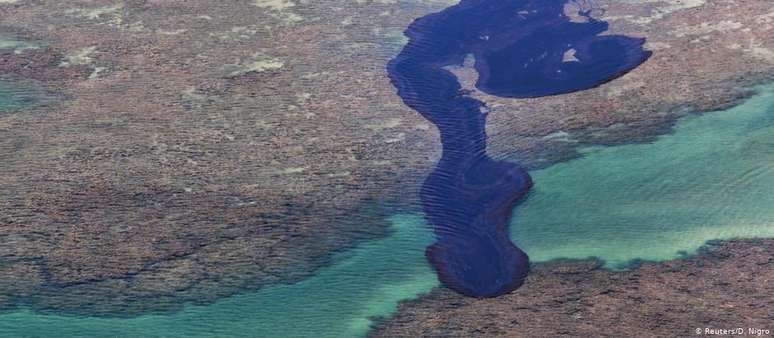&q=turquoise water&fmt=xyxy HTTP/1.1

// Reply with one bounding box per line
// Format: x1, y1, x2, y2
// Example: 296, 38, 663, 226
0, 82, 24, 112
1, 37, 43, 111
0, 80, 42, 112
511, 84, 774, 266
0, 215, 437, 338
2, 85, 774, 337
0, 35, 38, 54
